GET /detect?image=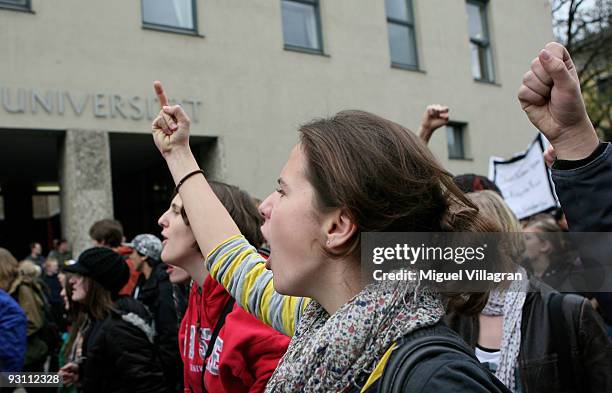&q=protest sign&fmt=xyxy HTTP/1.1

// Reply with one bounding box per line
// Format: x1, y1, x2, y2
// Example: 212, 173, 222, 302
489, 134, 558, 219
